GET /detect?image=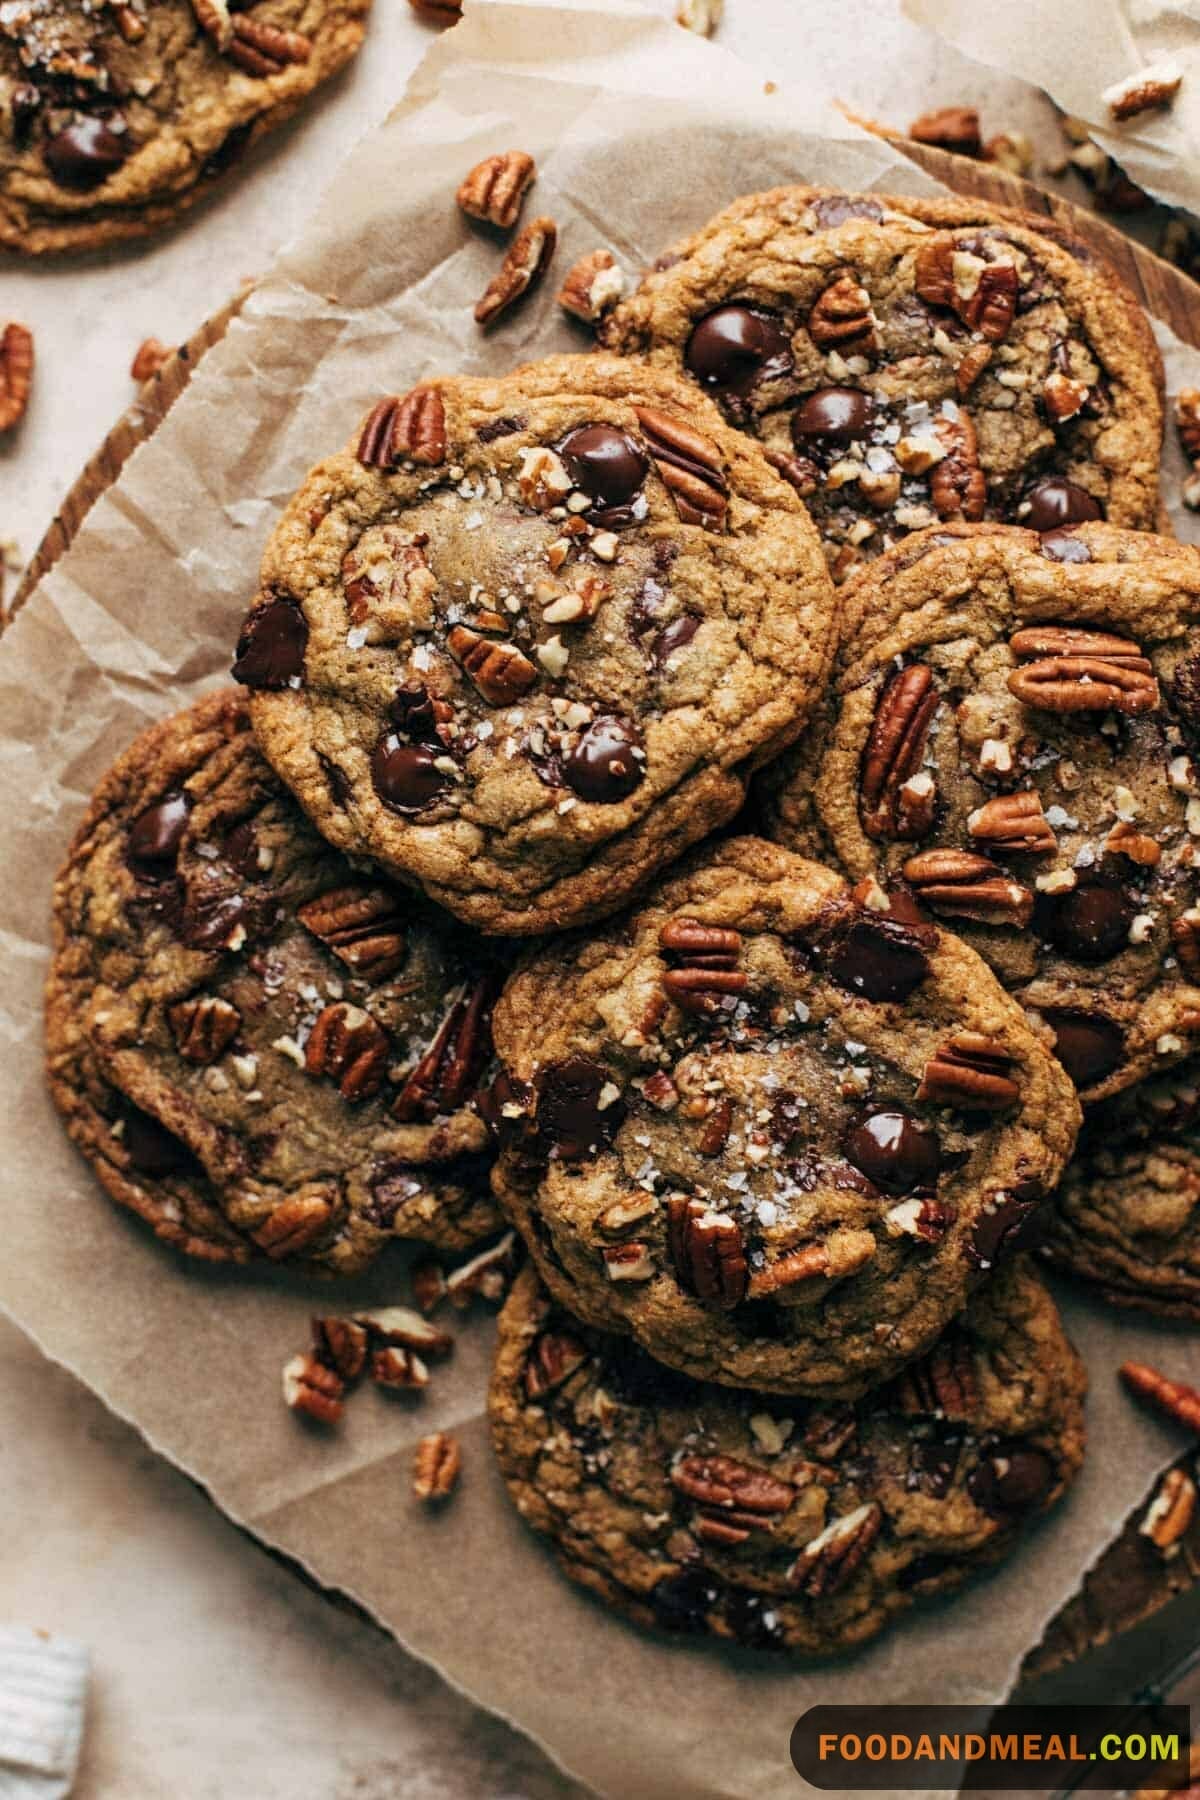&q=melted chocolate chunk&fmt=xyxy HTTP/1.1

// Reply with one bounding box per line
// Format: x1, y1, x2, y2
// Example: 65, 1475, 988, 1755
826, 918, 933, 1003
843, 1105, 942, 1195
564, 716, 645, 803
1042, 879, 1135, 965
967, 1439, 1054, 1516
968, 1189, 1043, 1267
123, 1107, 196, 1178
128, 793, 190, 878
723, 1589, 785, 1649
180, 890, 250, 950
223, 819, 261, 880
684, 304, 792, 396
534, 1057, 625, 1161
558, 425, 648, 510
477, 414, 526, 443
602, 1338, 695, 1410
232, 596, 308, 690
391, 681, 444, 743
908, 1427, 963, 1499
44, 114, 130, 190
792, 386, 873, 446
1023, 478, 1104, 532
652, 614, 700, 667
1041, 1008, 1124, 1089
650, 1566, 722, 1633
371, 736, 451, 814
1040, 529, 1092, 564
476, 1069, 535, 1151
